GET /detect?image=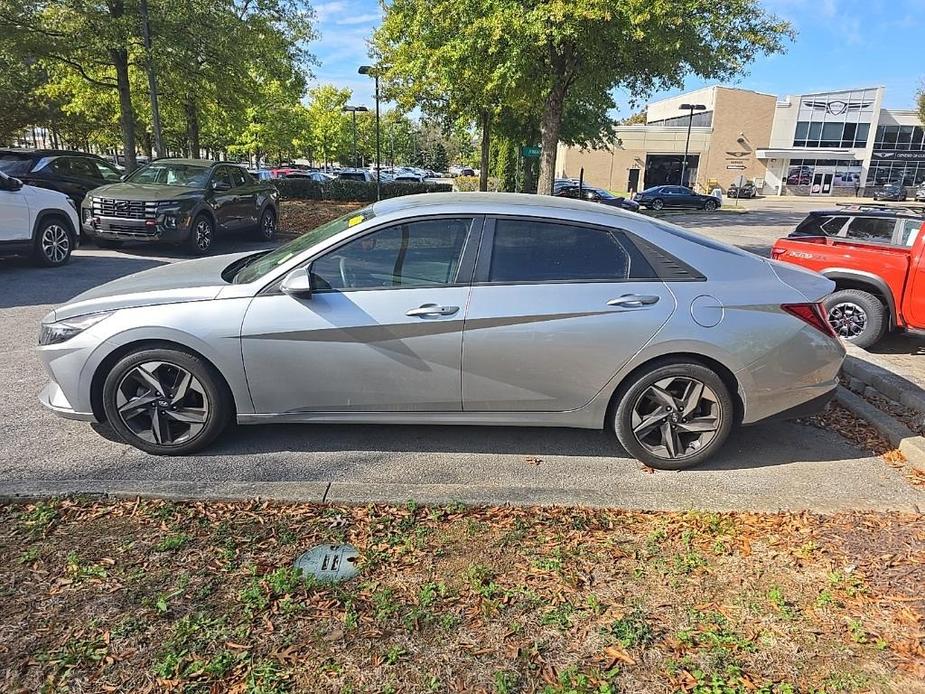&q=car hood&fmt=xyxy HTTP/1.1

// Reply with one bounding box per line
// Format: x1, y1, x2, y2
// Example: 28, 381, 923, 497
87, 182, 204, 202
48, 252, 254, 322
